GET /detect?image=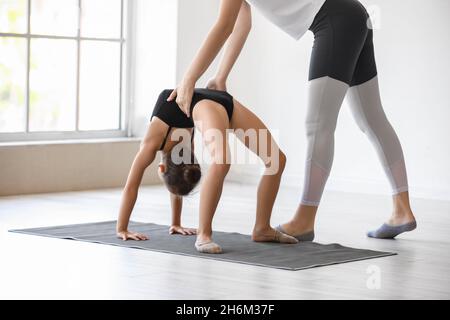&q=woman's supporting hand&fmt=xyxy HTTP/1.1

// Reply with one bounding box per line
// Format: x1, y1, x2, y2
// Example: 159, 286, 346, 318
206, 77, 227, 91
167, 78, 195, 118
169, 225, 197, 236
117, 230, 149, 241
